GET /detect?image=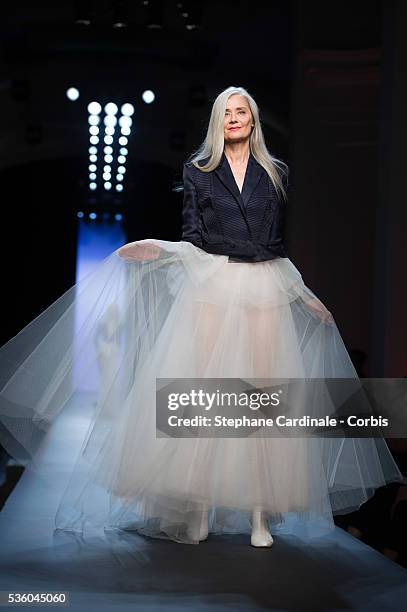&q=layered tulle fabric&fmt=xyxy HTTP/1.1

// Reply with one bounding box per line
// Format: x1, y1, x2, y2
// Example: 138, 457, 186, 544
0, 239, 402, 544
